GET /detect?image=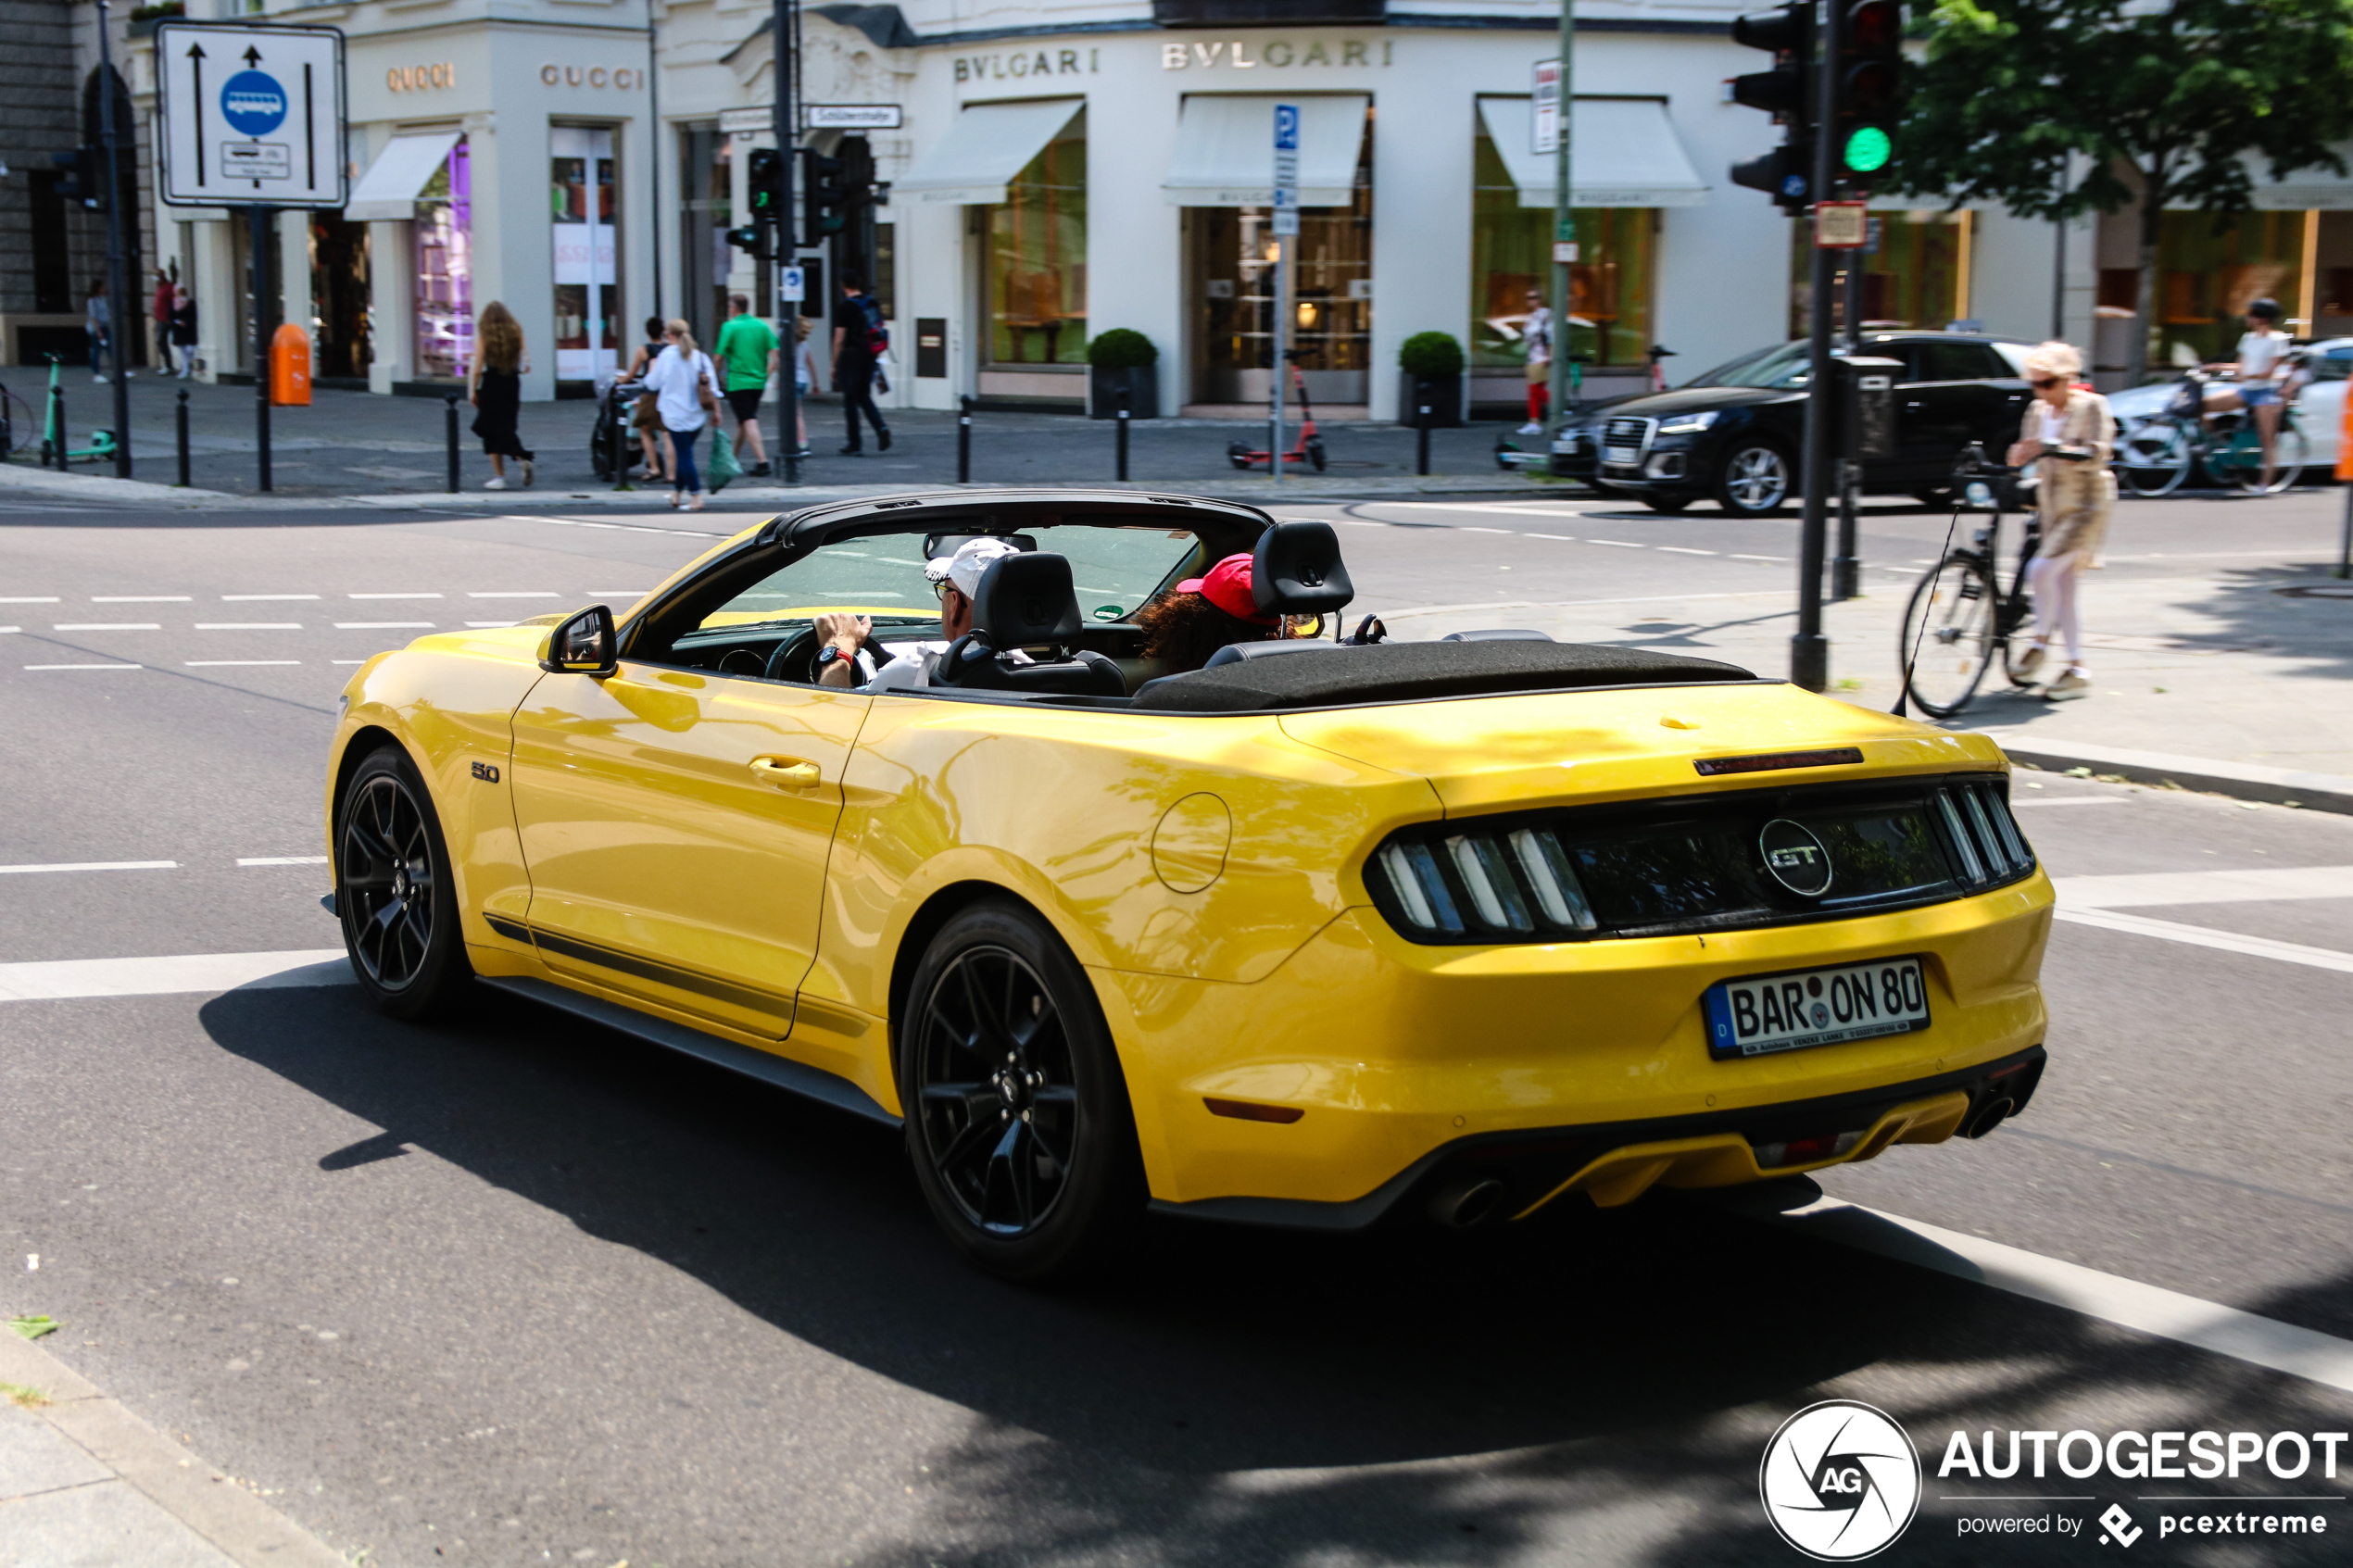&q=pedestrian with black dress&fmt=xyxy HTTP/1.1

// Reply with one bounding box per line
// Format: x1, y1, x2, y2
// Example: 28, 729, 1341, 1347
468, 300, 535, 490
831, 276, 890, 455
625, 316, 671, 483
